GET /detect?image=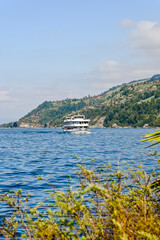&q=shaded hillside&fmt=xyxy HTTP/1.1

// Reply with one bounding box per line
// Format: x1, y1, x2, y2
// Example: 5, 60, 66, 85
2, 74, 160, 128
